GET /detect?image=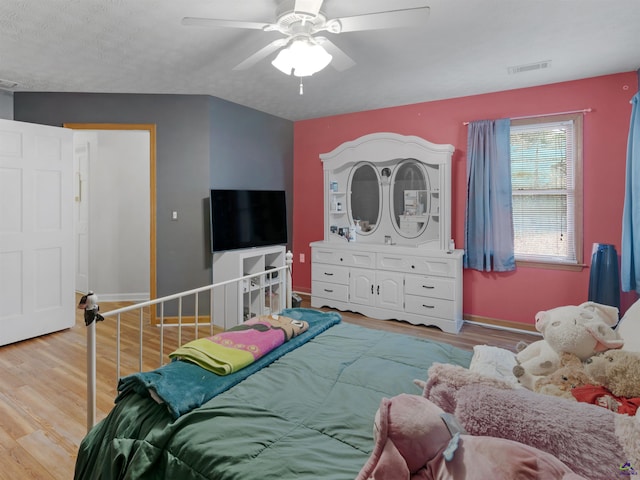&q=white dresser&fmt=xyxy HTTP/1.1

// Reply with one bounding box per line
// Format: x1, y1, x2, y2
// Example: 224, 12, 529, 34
311, 242, 463, 333
310, 132, 463, 333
